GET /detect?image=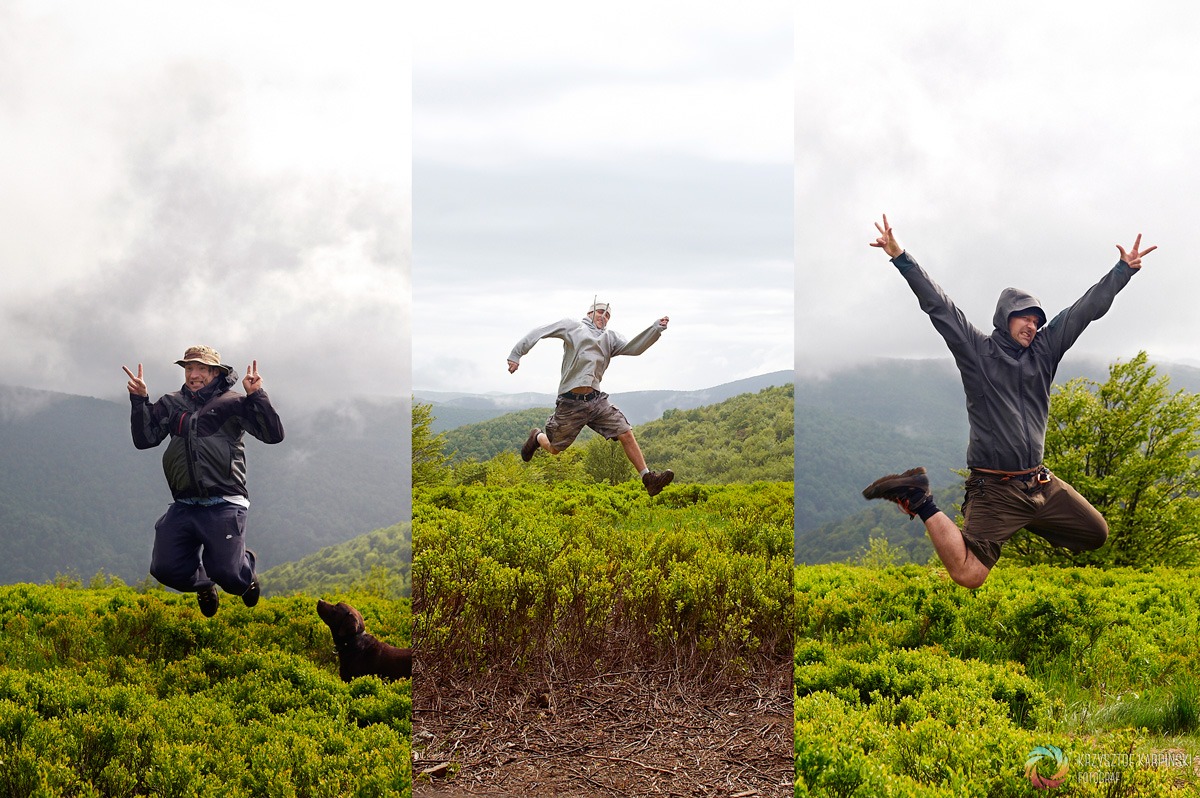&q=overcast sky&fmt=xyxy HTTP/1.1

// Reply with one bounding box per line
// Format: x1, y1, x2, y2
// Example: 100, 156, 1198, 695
798, 3, 1200, 378
1, 1, 410, 411
411, 3, 793, 395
